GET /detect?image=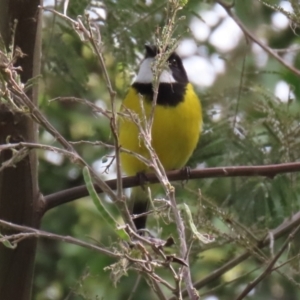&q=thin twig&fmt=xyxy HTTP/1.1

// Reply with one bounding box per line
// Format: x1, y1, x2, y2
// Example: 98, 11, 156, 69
50, 96, 111, 119
216, 0, 300, 77
140, 2, 199, 297
234, 225, 300, 300
0, 219, 119, 258
169, 211, 300, 300
84, 16, 128, 225
1, 20, 137, 230
127, 275, 142, 300
5, 69, 118, 200
233, 55, 246, 130
40, 6, 135, 229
